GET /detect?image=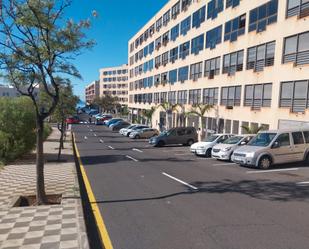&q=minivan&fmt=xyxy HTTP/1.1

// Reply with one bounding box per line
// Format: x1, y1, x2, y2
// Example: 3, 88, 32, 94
232, 129, 309, 169
149, 127, 198, 147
